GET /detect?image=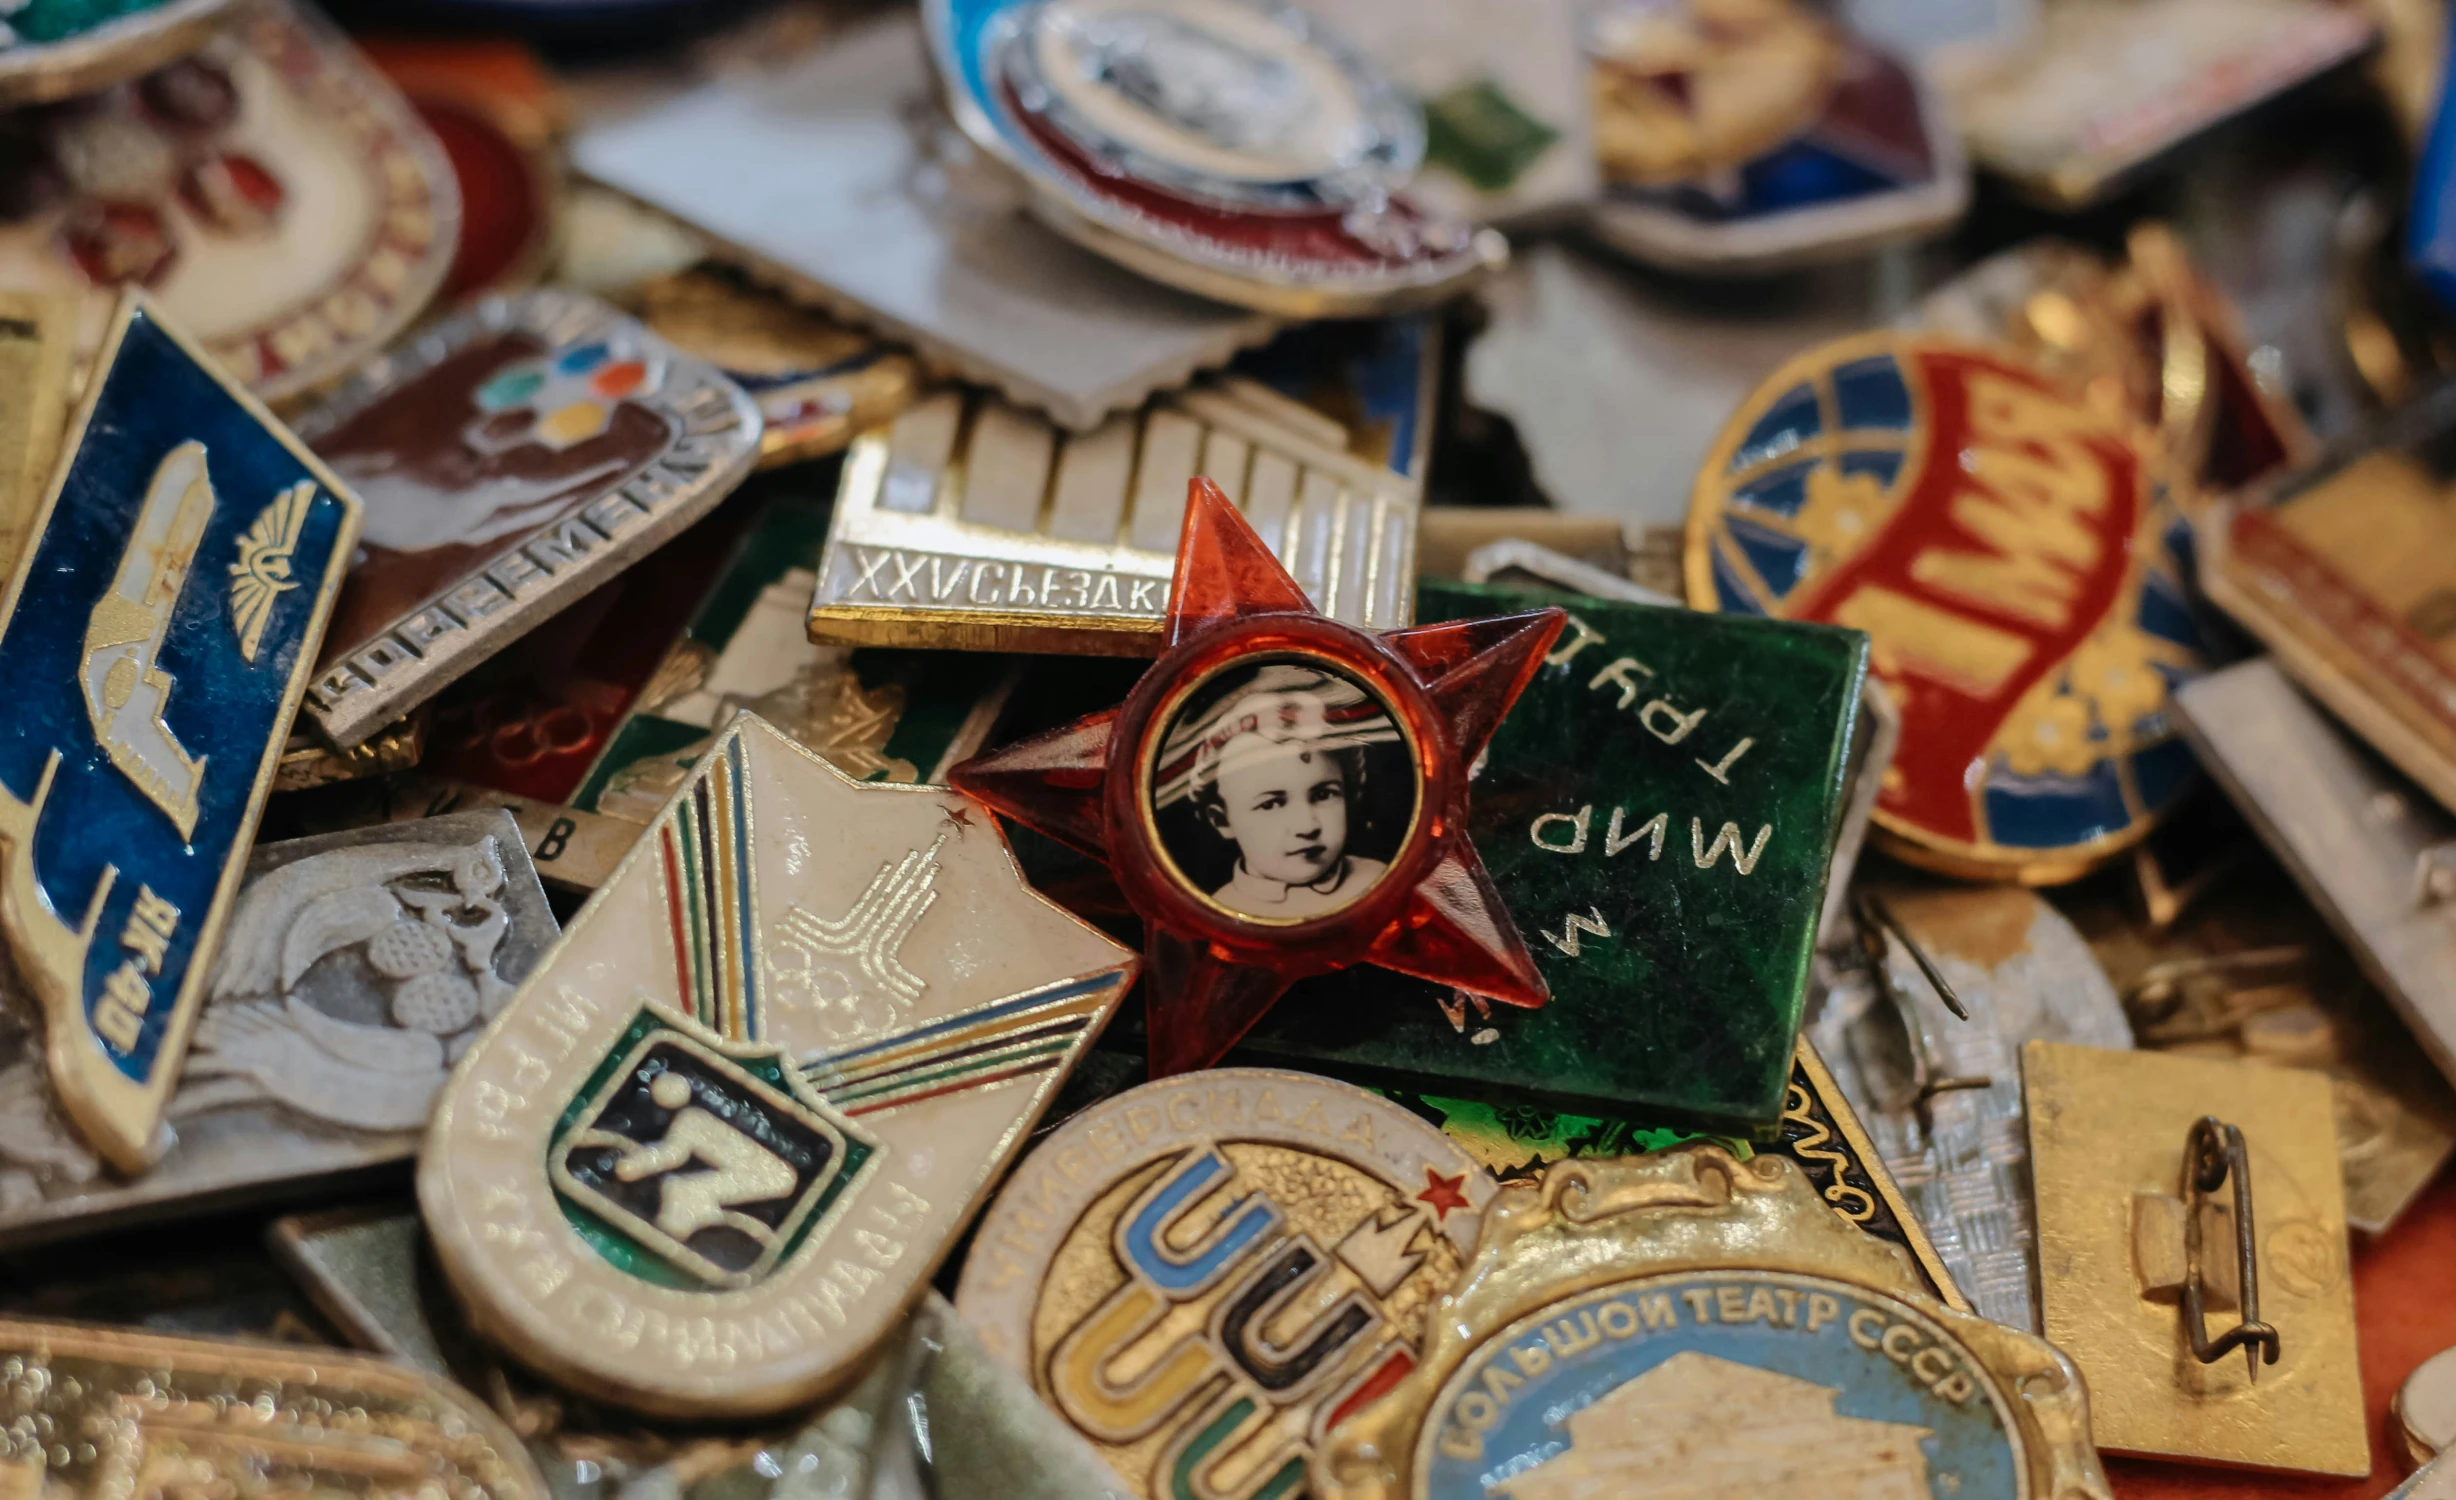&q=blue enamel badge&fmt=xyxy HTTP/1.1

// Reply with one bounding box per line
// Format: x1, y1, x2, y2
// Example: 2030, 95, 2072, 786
1418, 1271, 2022, 1499
0, 293, 361, 1172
